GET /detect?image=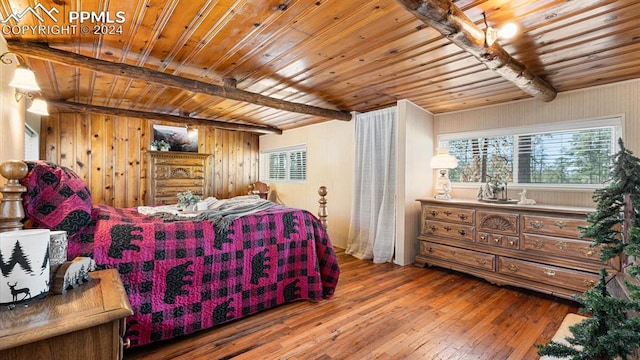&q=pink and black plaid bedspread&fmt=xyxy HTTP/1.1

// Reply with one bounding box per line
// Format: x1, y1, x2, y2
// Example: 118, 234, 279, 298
68, 204, 340, 347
